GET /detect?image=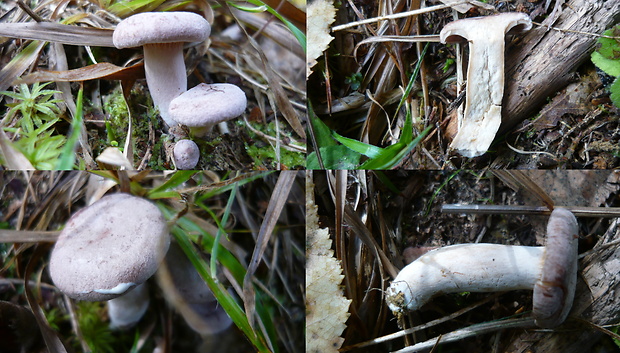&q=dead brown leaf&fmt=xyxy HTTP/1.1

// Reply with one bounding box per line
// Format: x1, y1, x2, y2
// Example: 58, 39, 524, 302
16, 62, 145, 84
